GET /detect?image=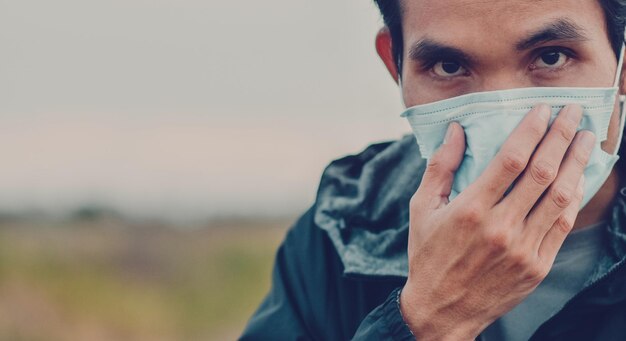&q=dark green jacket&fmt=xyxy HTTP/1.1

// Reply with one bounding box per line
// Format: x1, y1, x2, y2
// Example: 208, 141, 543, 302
241, 135, 626, 340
